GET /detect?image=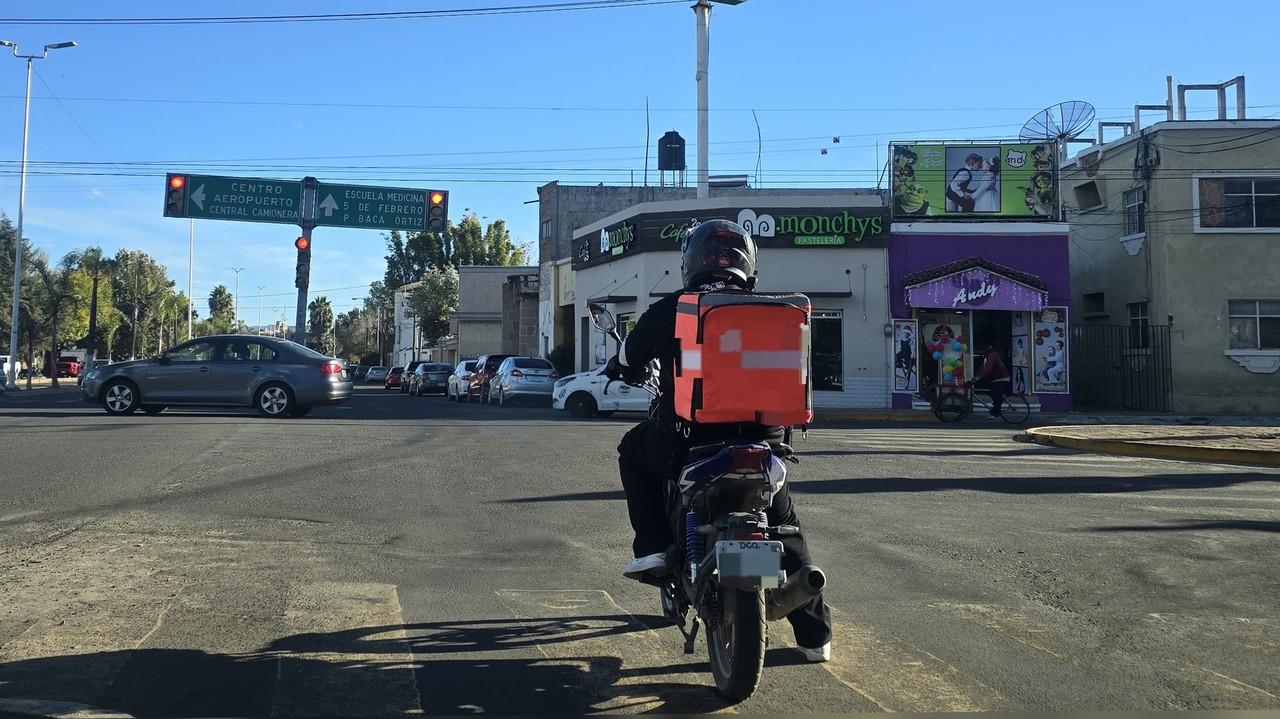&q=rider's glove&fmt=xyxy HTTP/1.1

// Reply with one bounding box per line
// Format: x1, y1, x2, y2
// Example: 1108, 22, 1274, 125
604, 355, 627, 381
